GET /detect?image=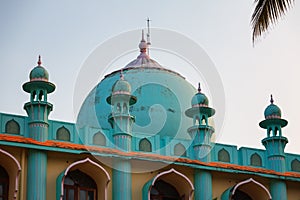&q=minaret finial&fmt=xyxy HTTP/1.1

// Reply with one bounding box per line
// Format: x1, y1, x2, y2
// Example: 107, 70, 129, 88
270, 94, 274, 104
37, 55, 42, 66
198, 82, 201, 93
